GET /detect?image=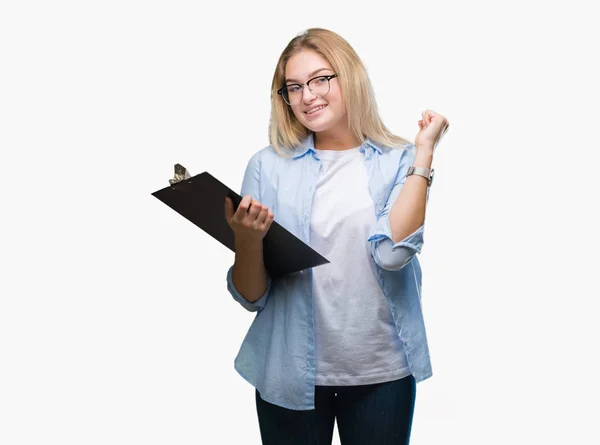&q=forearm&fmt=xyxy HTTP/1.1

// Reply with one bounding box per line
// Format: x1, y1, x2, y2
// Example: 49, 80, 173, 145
231, 239, 270, 303
389, 145, 434, 243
